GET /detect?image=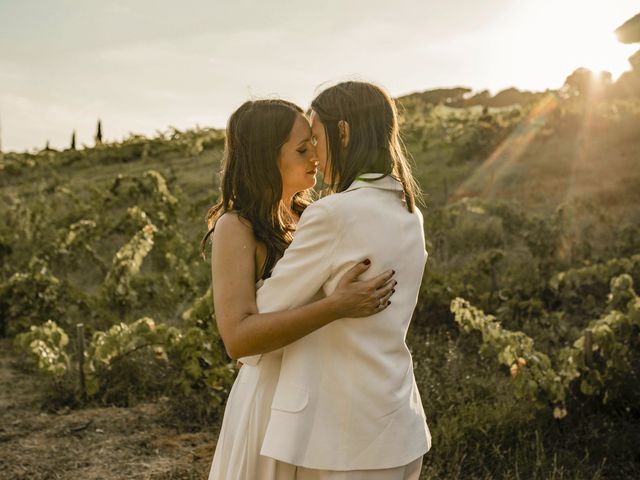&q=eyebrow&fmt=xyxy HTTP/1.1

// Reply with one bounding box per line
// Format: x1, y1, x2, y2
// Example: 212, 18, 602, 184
297, 137, 310, 146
